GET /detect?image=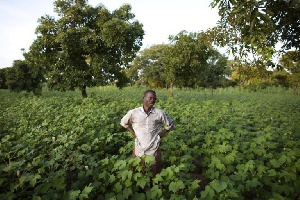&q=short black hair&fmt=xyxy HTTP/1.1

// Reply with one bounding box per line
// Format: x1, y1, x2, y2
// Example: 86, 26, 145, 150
143, 89, 156, 97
